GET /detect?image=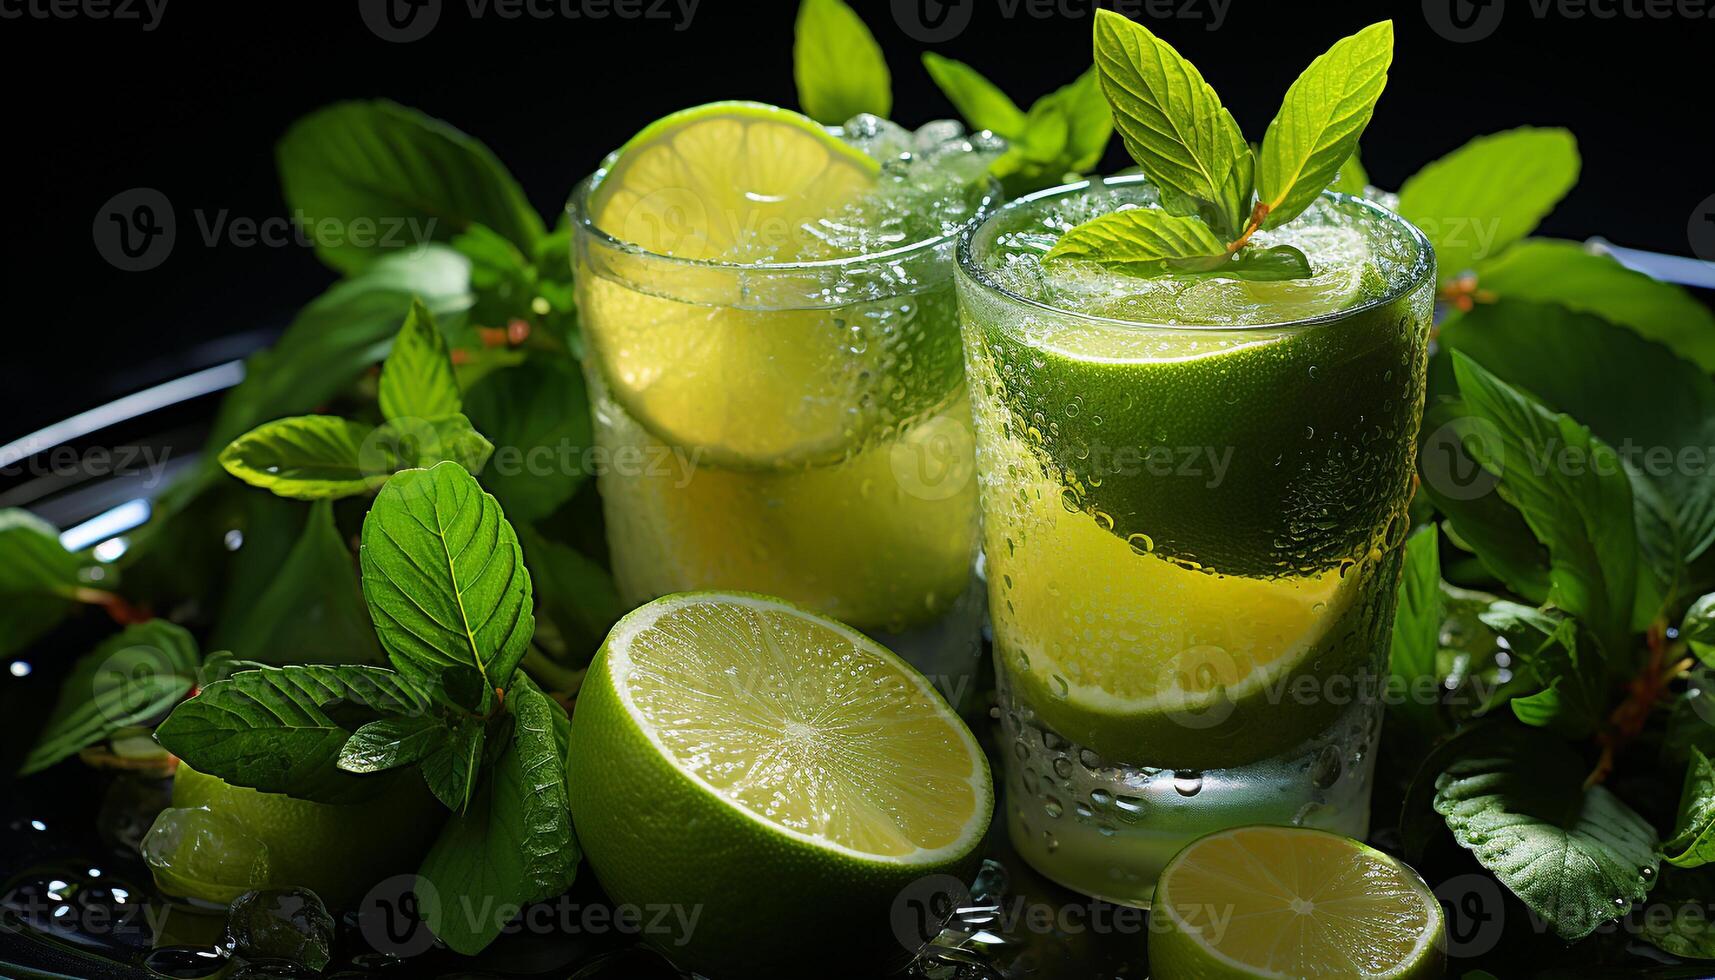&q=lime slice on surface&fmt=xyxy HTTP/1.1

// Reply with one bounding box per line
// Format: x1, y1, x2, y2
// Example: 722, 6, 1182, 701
568, 592, 993, 975
143, 764, 441, 909
1151, 826, 1445, 979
